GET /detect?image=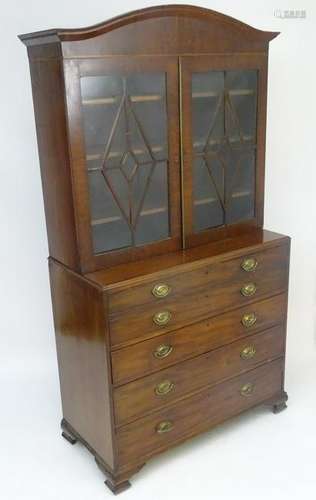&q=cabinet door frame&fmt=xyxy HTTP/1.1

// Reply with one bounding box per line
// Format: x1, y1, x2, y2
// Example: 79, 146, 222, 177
63, 56, 181, 272
180, 53, 268, 248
